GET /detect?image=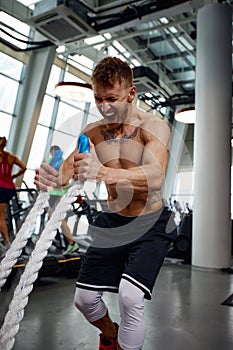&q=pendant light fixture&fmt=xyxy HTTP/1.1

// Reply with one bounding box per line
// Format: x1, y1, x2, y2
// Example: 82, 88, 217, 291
54, 81, 94, 102
175, 107, 196, 124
